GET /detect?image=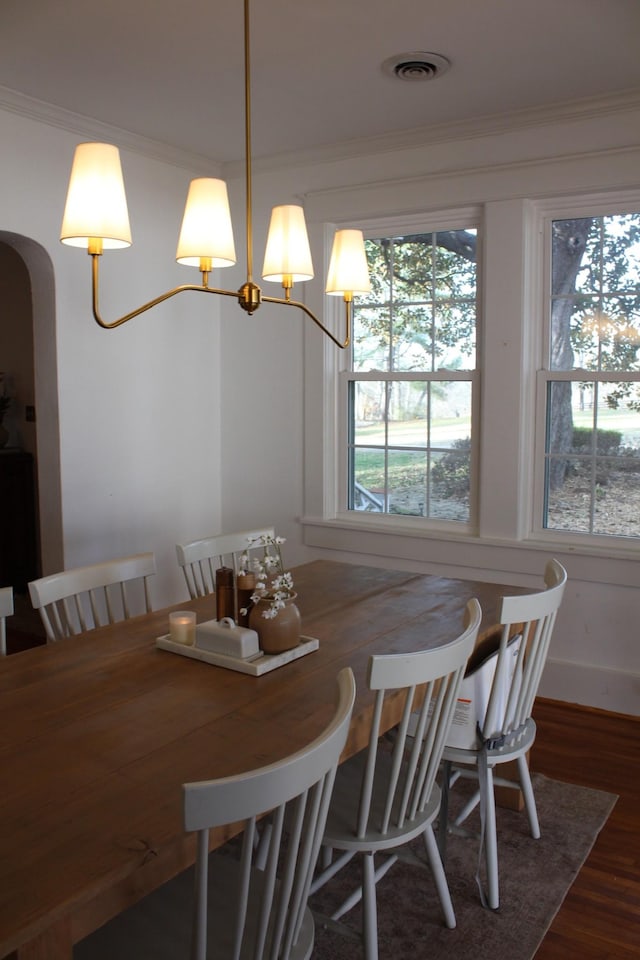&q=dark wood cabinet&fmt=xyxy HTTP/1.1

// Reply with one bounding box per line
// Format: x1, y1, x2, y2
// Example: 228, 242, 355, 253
0, 449, 38, 591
